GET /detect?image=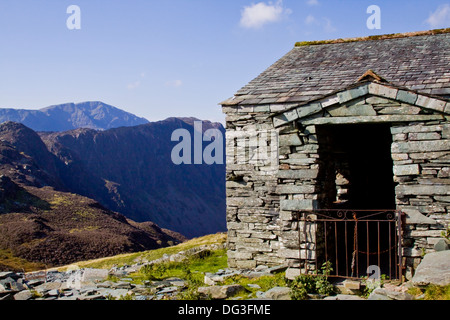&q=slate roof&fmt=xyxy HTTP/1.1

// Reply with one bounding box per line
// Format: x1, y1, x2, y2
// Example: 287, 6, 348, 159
222, 29, 450, 106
